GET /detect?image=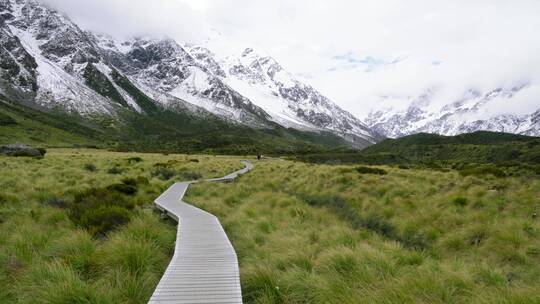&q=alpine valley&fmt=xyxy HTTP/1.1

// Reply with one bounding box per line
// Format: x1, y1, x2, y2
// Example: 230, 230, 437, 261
1, 0, 539, 154
0, 0, 382, 153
